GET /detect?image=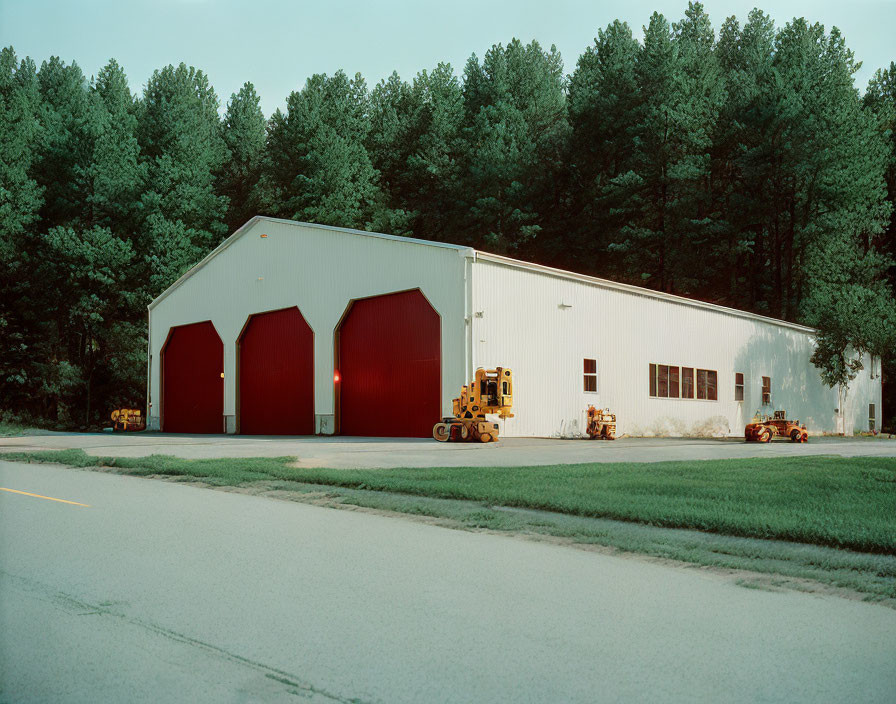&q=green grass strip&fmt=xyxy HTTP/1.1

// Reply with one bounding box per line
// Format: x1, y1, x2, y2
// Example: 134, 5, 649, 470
3, 450, 895, 555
